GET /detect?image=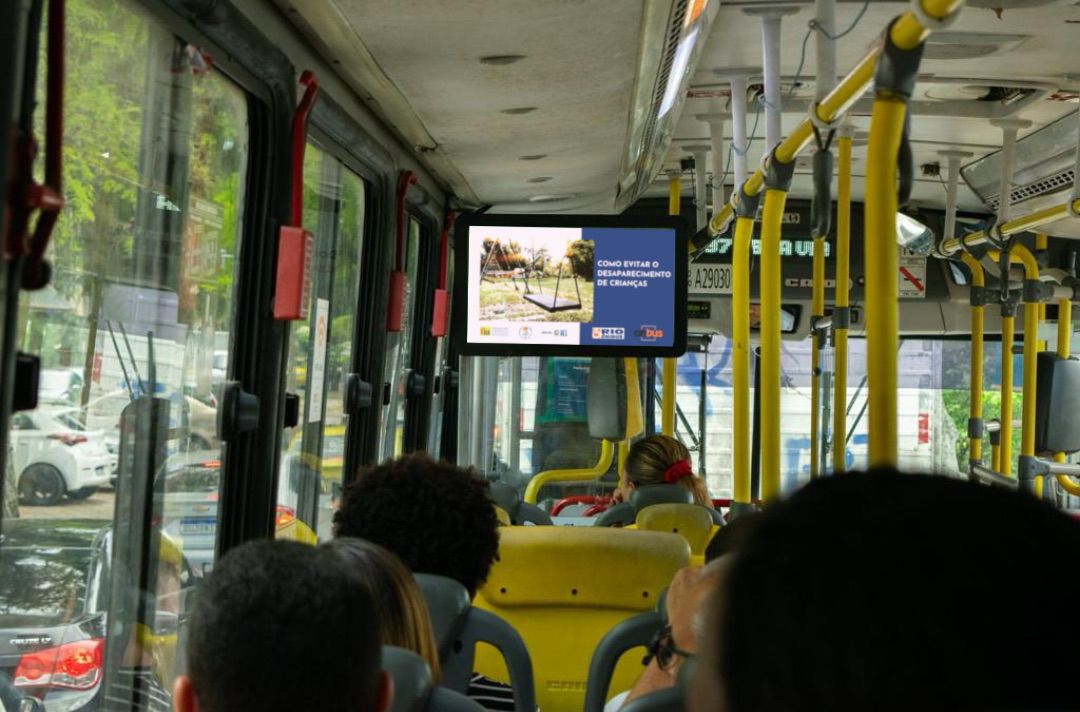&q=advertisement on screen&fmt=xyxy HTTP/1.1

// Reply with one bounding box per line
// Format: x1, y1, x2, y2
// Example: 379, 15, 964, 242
454, 215, 687, 357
